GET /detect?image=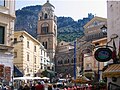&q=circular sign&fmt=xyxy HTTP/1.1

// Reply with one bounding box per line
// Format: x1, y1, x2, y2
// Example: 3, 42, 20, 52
94, 48, 112, 62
